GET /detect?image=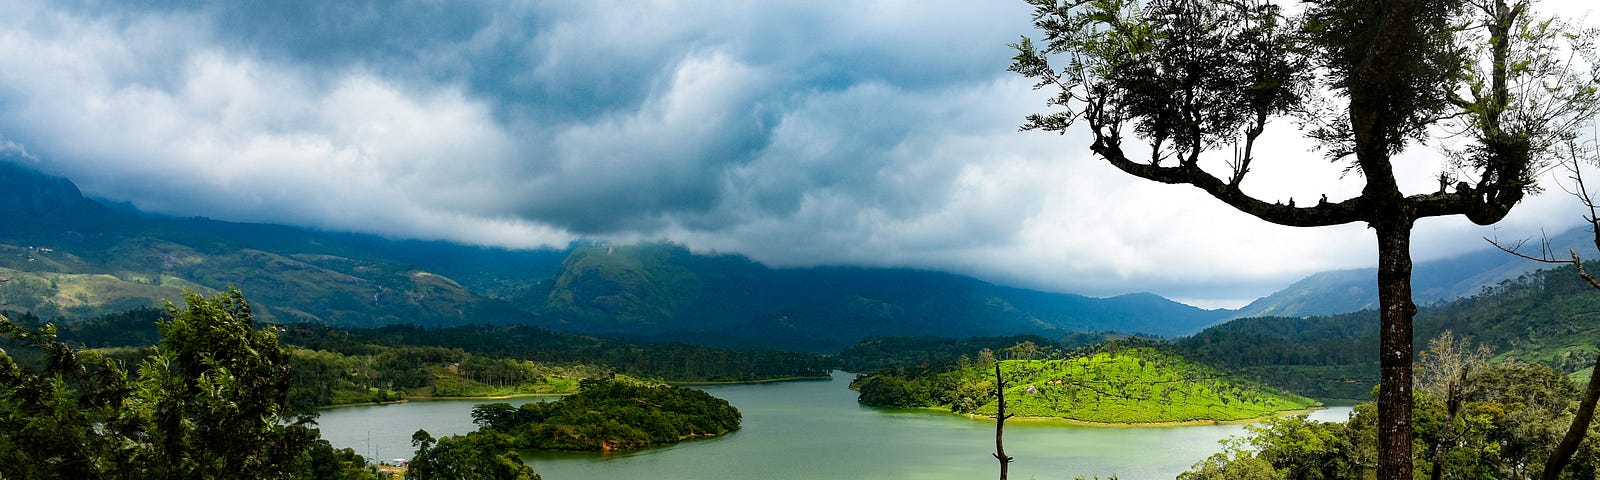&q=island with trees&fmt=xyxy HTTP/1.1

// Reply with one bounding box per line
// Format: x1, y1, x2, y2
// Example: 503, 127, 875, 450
468, 378, 741, 452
